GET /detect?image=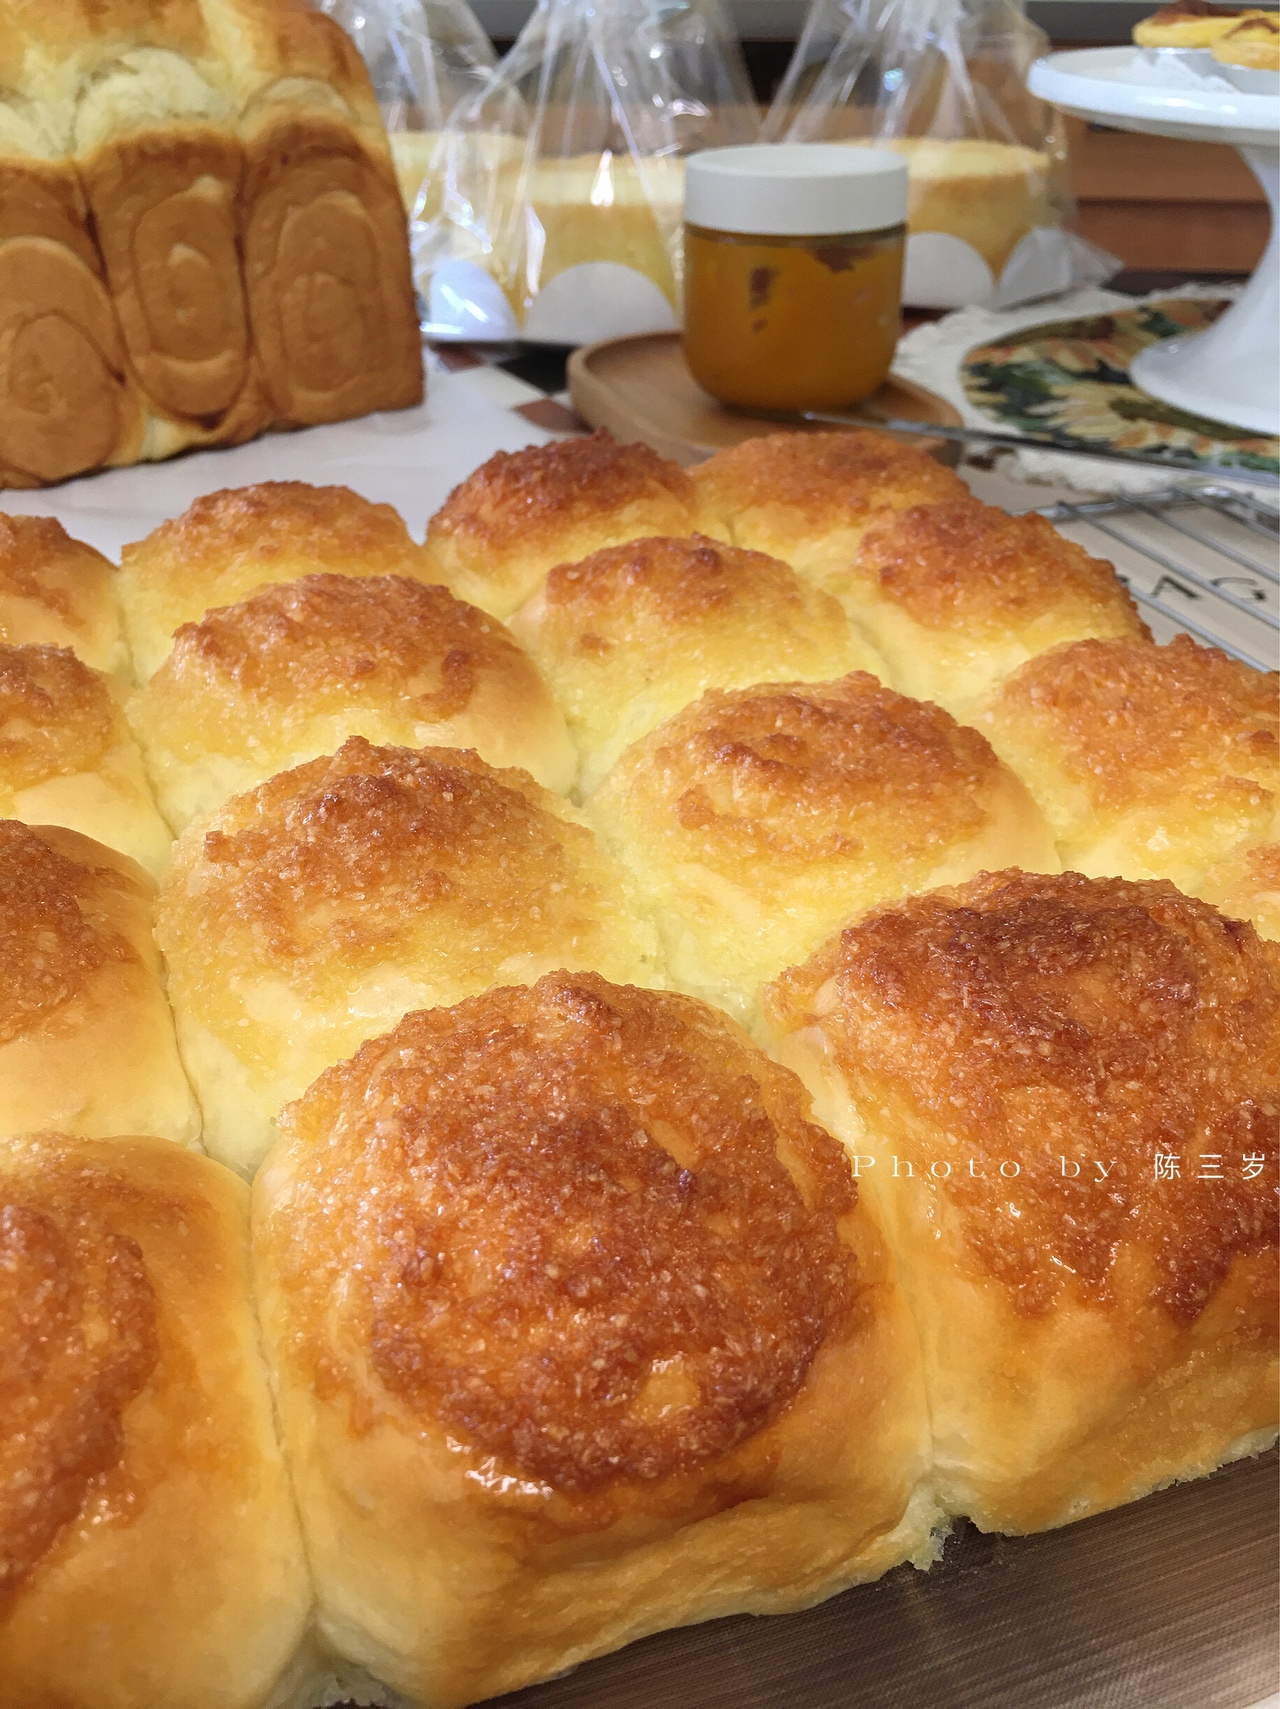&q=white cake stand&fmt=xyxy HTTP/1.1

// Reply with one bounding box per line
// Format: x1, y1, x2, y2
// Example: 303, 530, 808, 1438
1029, 46, 1279, 436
